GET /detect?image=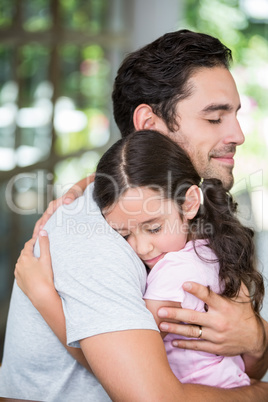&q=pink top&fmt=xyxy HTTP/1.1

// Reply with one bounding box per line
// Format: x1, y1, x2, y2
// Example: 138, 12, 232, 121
143, 240, 250, 388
